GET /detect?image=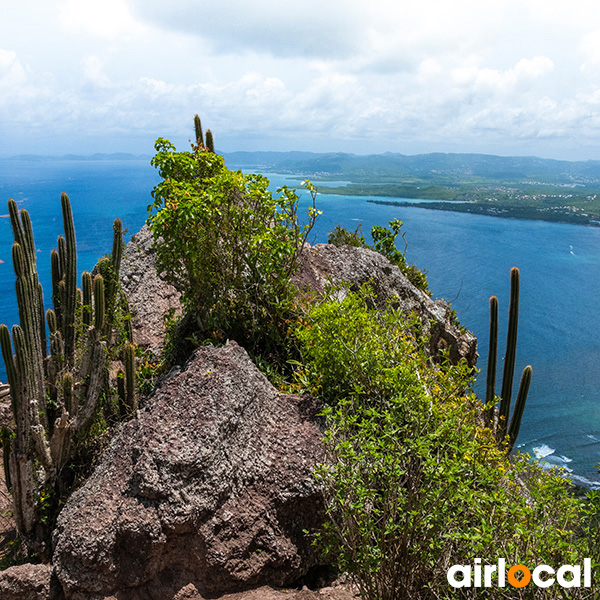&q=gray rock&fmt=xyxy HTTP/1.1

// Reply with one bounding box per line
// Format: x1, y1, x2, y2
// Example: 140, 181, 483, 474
52, 342, 325, 600
120, 225, 181, 358
293, 244, 477, 367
